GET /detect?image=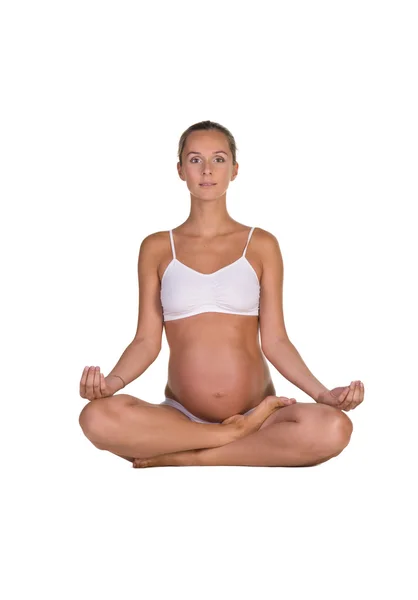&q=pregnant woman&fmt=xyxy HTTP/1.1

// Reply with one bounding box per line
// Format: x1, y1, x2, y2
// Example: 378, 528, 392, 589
79, 120, 364, 468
